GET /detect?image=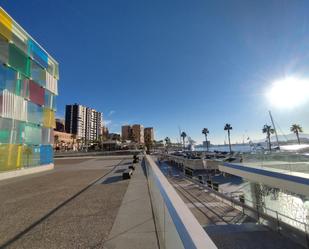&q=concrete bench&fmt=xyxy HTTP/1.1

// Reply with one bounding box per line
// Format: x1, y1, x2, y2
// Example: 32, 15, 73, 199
122, 169, 133, 180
